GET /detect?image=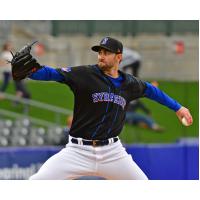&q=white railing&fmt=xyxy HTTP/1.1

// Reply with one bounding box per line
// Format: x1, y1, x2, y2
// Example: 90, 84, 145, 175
0, 92, 73, 126
0, 108, 56, 127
